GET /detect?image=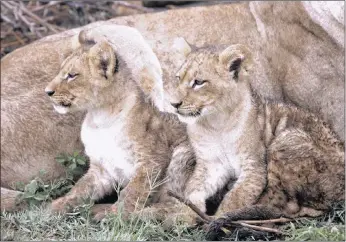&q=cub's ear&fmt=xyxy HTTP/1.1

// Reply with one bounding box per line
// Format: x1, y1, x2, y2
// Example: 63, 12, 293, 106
172, 37, 192, 58
218, 44, 253, 81
88, 41, 118, 80
71, 30, 97, 50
